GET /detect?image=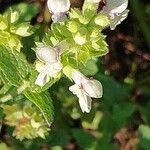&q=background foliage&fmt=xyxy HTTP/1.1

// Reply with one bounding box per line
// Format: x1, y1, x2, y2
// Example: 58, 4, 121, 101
0, 0, 150, 150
